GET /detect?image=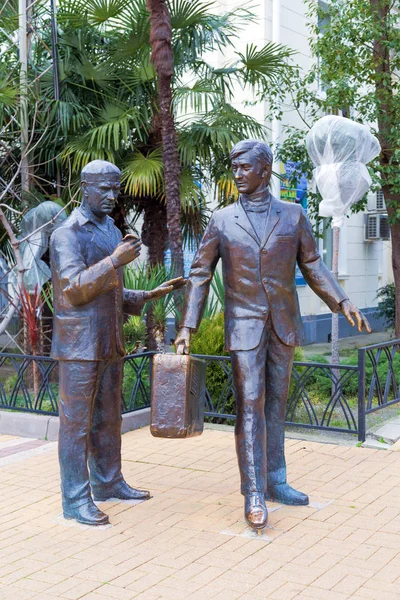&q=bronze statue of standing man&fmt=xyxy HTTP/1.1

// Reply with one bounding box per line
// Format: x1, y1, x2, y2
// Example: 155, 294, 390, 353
50, 160, 184, 526
175, 140, 370, 532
